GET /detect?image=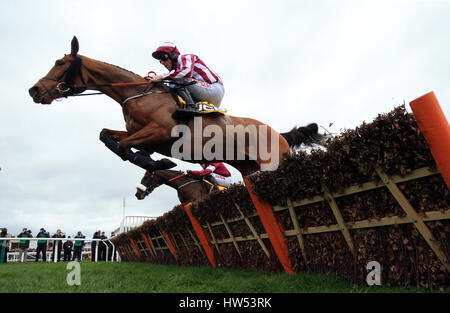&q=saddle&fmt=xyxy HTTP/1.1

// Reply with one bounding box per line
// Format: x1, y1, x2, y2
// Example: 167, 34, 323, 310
186, 172, 227, 193
202, 178, 227, 193
176, 95, 227, 116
